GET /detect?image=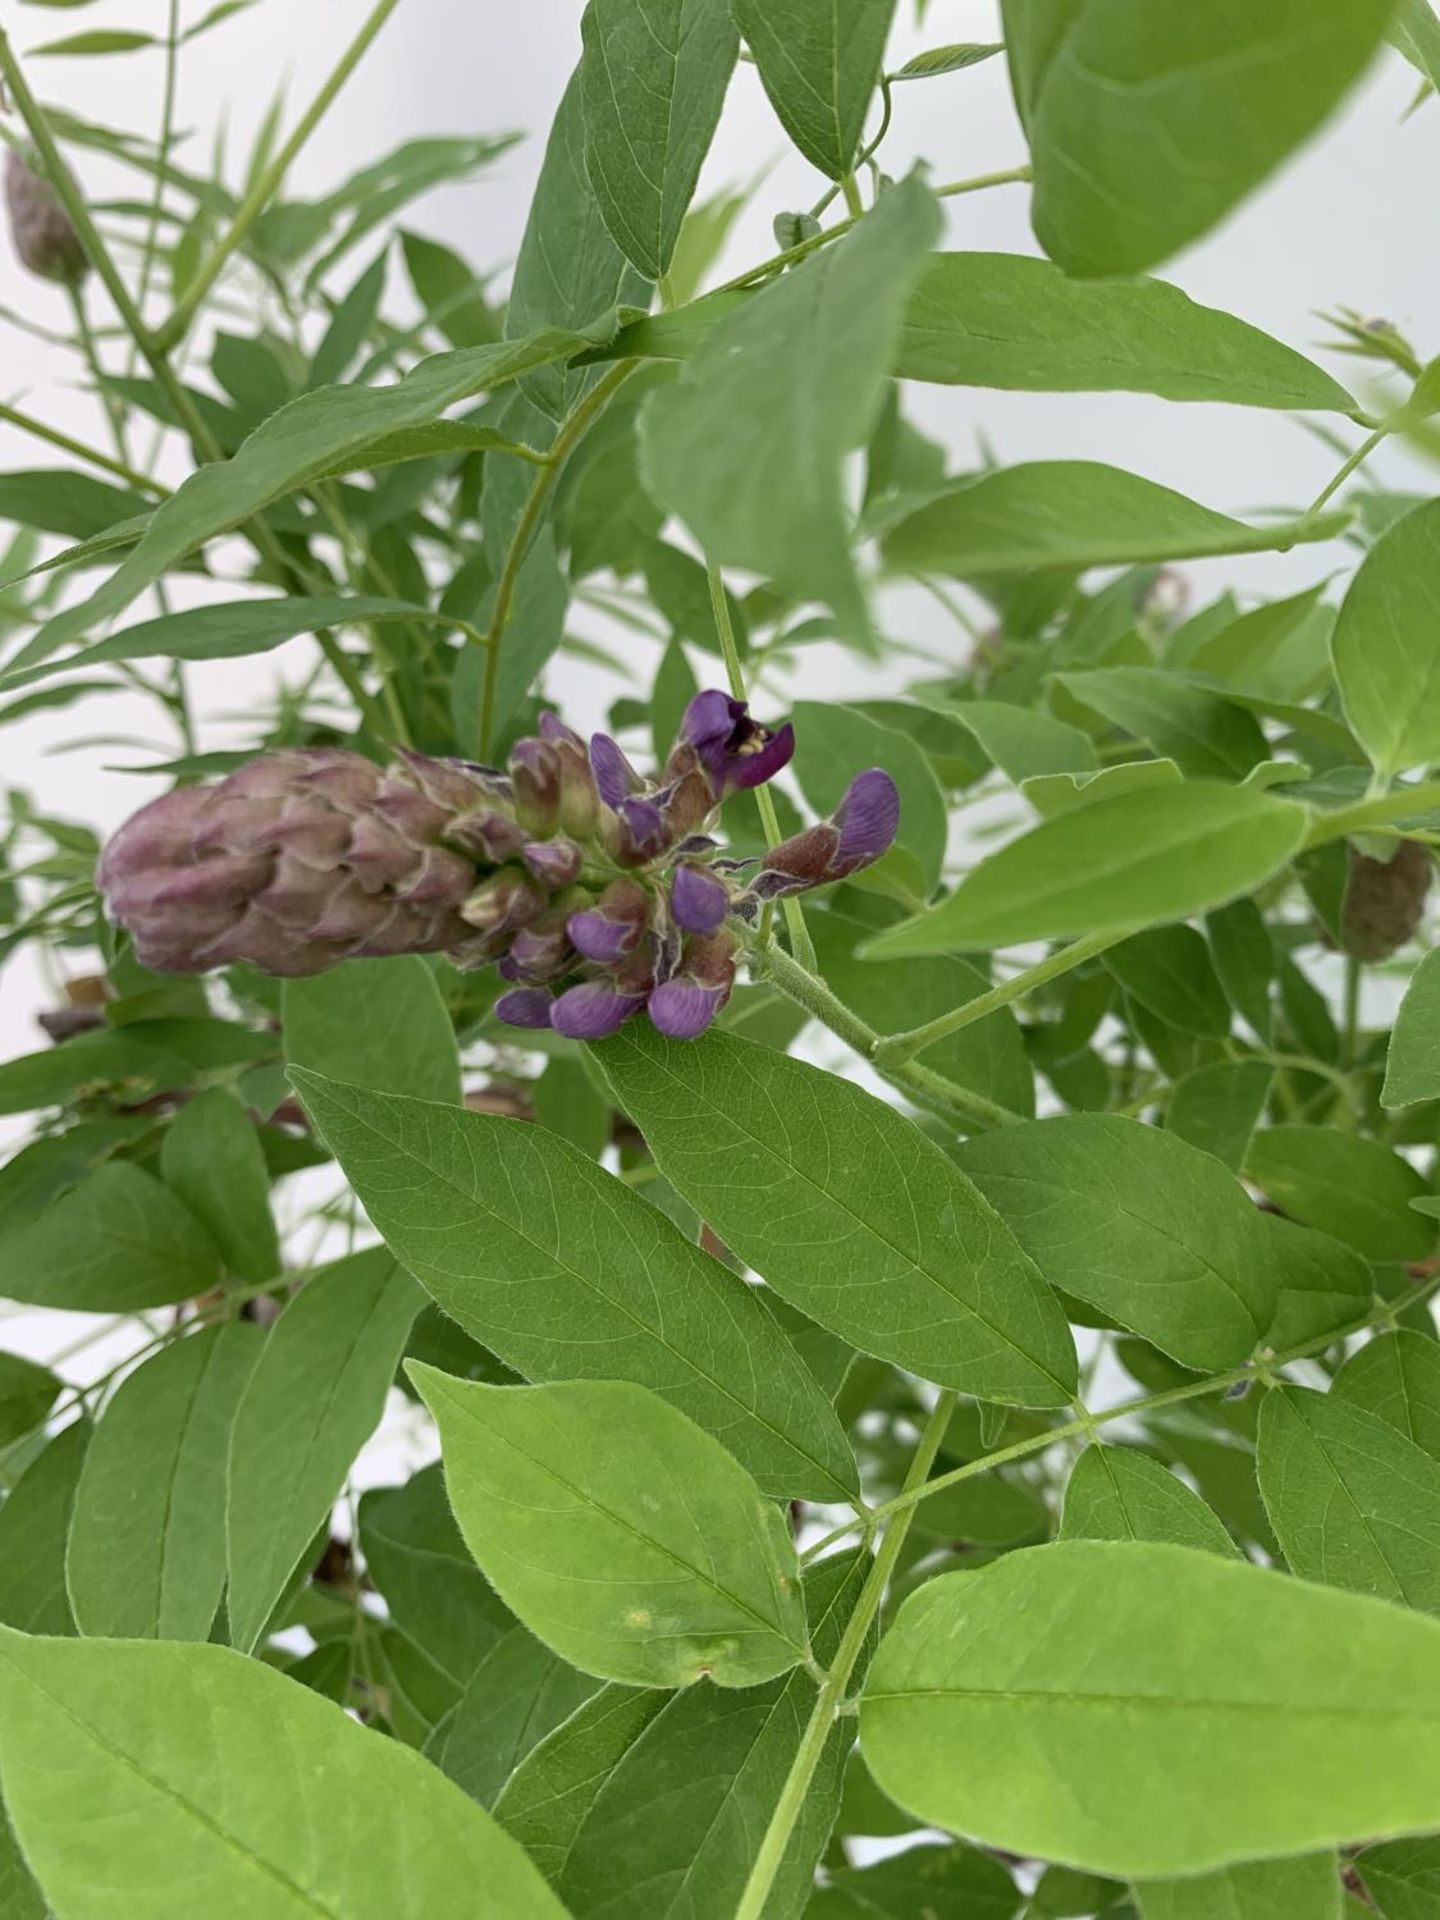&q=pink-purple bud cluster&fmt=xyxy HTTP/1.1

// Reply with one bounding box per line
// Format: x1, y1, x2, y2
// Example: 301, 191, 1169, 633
98, 692, 901, 1043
